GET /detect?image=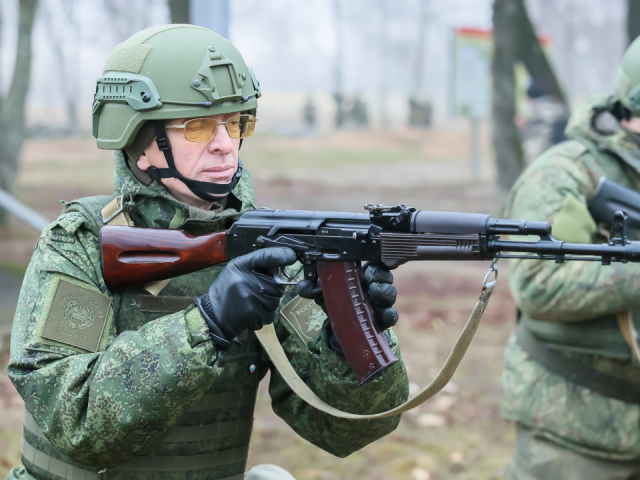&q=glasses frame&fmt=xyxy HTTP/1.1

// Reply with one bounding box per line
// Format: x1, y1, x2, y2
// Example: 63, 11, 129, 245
165, 114, 257, 142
